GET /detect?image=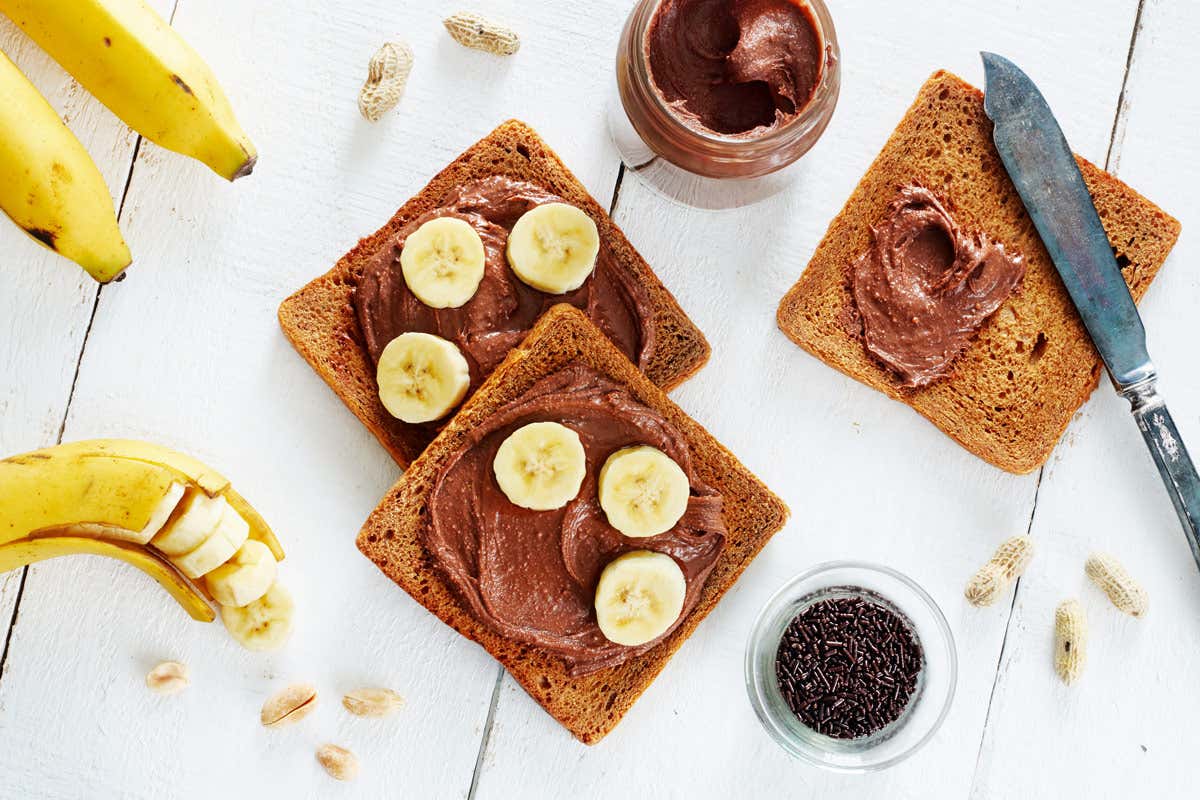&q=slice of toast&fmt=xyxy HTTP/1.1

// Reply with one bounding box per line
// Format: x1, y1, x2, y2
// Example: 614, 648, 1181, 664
357, 304, 789, 743
279, 120, 711, 468
777, 71, 1181, 474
